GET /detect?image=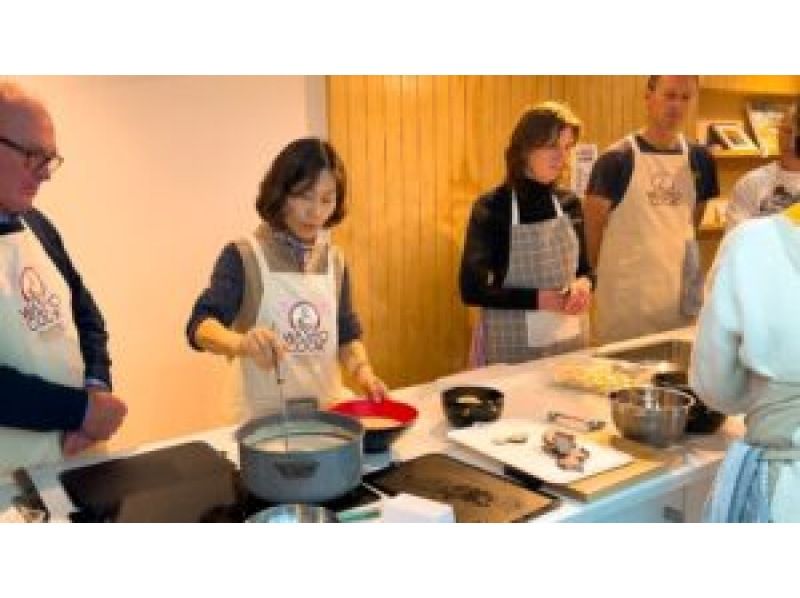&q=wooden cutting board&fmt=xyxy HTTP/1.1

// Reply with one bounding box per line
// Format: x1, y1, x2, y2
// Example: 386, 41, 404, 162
553, 431, 681, 502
